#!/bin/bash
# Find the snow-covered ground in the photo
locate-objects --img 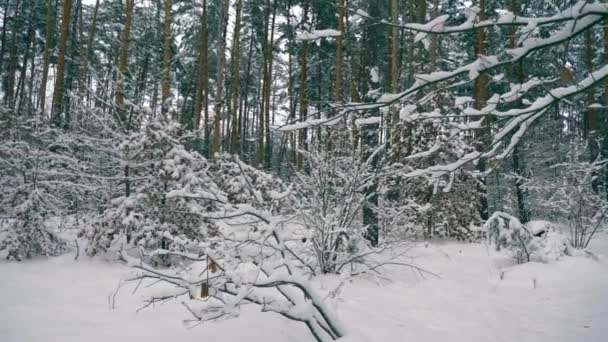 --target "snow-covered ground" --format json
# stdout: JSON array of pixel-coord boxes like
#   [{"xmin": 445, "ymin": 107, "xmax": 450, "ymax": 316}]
[{"xmin": 1, "ymin": 235, "xmax": 607, "ymax": 342}]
